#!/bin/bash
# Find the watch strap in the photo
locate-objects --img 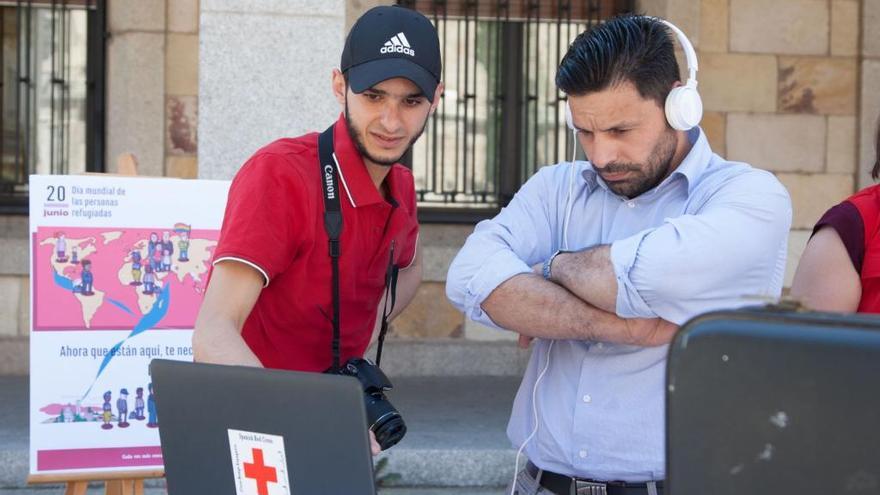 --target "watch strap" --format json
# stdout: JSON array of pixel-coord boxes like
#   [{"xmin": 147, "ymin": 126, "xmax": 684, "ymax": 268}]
[{"xmin": 542, "ymin": 250, "xmax": 567, "ymax": 280}]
